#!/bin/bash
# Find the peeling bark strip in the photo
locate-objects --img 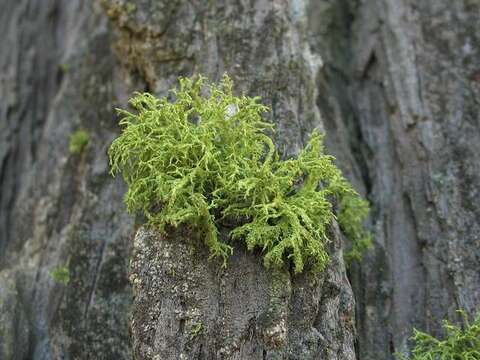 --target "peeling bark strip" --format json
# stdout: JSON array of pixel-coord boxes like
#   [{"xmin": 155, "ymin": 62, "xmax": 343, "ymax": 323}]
[{"xmin": 130, "ymin": 227, "xmax": 355, "ymax": 359}]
